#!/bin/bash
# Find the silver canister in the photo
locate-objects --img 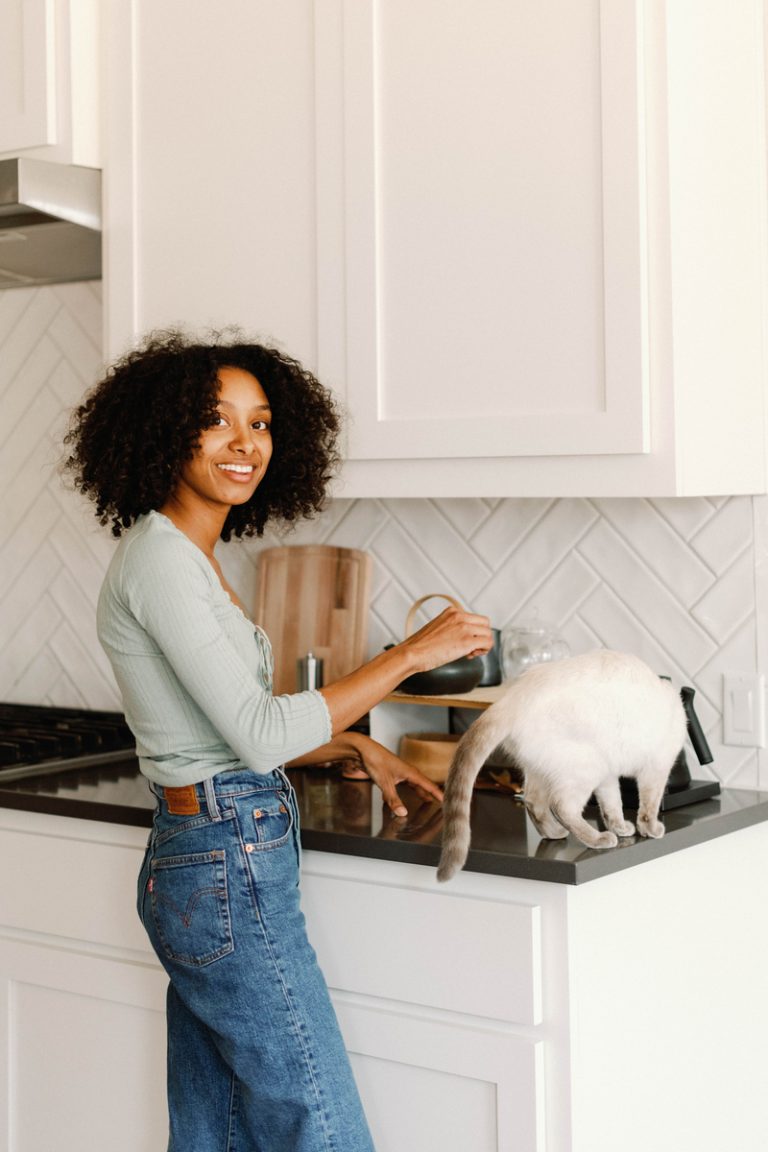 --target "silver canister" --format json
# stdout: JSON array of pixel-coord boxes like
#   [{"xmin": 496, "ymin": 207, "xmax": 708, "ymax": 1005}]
[{"xmin": 297, "ymin": 651, "xmax": 324, "ymax": 691}]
